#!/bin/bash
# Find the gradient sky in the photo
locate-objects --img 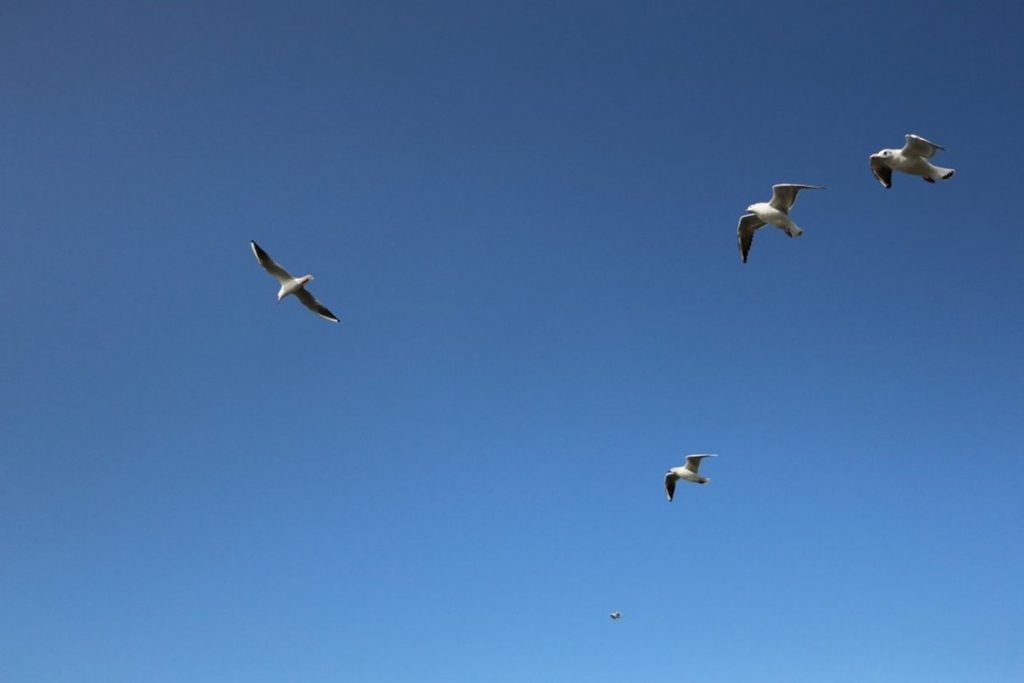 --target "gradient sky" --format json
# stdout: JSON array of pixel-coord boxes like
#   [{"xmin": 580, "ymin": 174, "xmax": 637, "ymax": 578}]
[{"xmin": 2, "ymin": 2, "xmax": 1023, "ymax": 681}]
